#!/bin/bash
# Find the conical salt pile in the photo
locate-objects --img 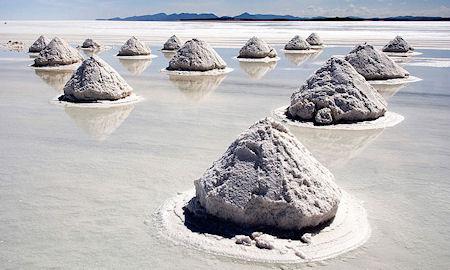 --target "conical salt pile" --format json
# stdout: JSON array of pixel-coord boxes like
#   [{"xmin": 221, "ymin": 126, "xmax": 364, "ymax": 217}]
[
  {"xmin": 192, "ymin": 117, "xmax": 341, "ymax": 230},
  {"xmin": 285, "ymin": 35, "xmax": 311, "ymax": 50},
  {"xmin": 382, "ymin": 36, "xmax": 414, "ymax": 53},
  {"xmin": 33, "ymin": 37, "xmax": 83, "ymax": 67},
  {"xmin": 288, "ymin": 57, "xmax": 387, "ymax": 125},
  {"xmin": 238, "ymin": 37, "xmax": 277, "ymax": 59},
  {"xmin": 345, "ymin": 43, "xmax": 410, "ymax": 80},
  {"xmin": 117, "ymin": 36, "xmax": 151, "ymax": 56},
  {"xmin": 81, "ymin": 38, "xmax": 101, "ymax": 50},
  {"xmin": 167, "ymin": 38, "xmax": 227, "ymax": 72},
  {"xmin": 59, "ymin": 56, "xmax": 132, "ymax": 102},
  {"xmin": 163, "ymin": 35, "xmax": 182, "ymax": 51},
  {"xmin": 29, "ymin": 35, "xmax": 50, "ymax": 53},
  {"xmin": 306, "ymin": 33, "xmax": 323, "ymax": 46}
]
